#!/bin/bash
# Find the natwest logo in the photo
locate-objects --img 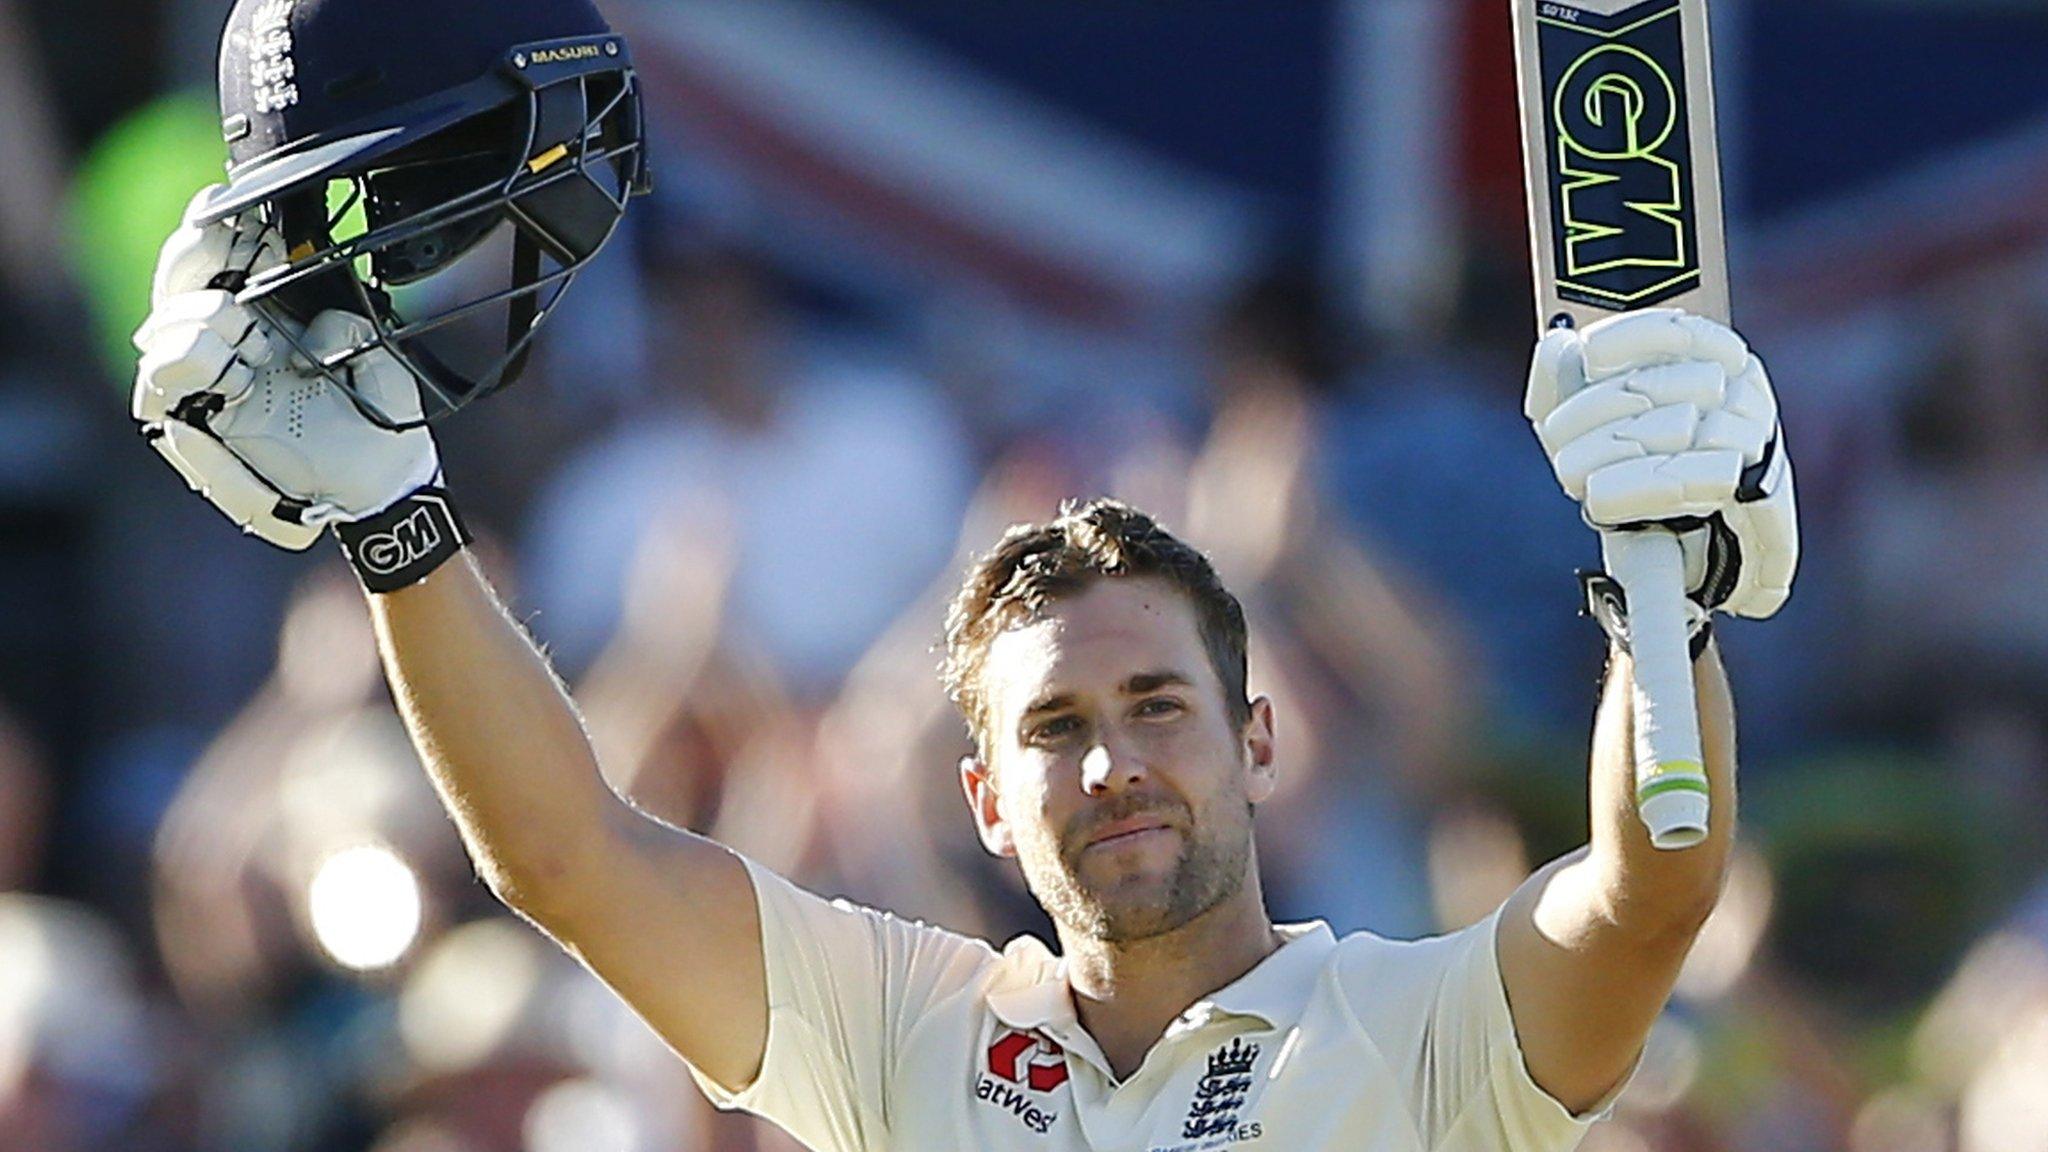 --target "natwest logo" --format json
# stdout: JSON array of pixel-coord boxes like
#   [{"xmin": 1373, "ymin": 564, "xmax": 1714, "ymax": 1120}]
[
  {"xmin": 975, "ymin": 1028, "xmax": 1066, "ymax": 1135},
  {"xmin": 986, "ymin": 1029, "xmax": 1069, "ymax": 1092}
]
